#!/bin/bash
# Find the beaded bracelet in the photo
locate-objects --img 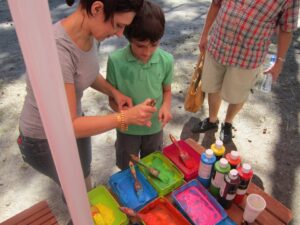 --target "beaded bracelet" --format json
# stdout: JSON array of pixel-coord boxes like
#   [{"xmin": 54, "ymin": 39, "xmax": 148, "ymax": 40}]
[{"xmin": 116, "ymin": 110, "xmax": 128, "ymax": 131}]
